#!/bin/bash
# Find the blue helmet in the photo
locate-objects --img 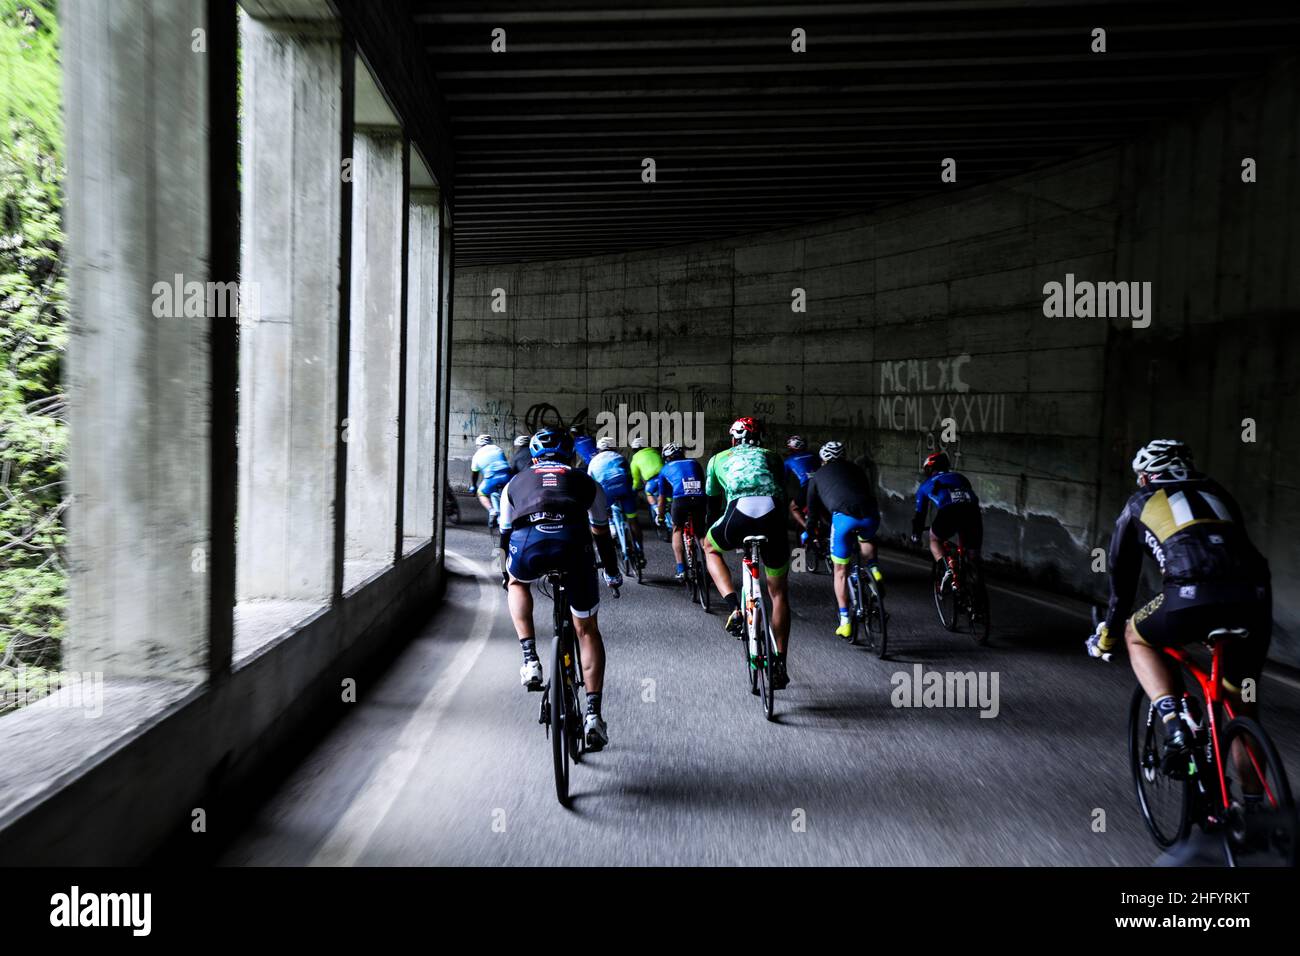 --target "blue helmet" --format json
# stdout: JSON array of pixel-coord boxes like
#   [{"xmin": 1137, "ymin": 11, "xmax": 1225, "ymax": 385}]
[{"xmin": 529, "ymin": 427, "xmax": 572, "ymax": 462}]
